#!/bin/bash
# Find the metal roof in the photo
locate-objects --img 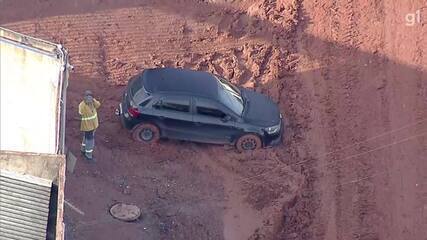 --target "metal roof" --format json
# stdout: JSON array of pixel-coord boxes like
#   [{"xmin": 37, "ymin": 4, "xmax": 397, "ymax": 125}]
[{"xmin": 0, "ymin": 170, "xmax": 52, "ymax": 240}]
